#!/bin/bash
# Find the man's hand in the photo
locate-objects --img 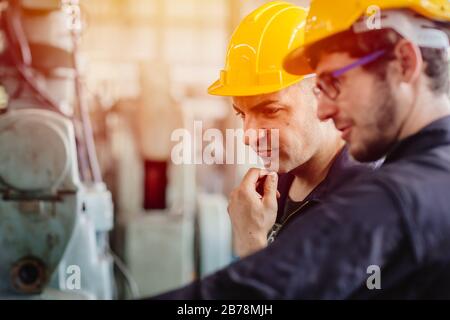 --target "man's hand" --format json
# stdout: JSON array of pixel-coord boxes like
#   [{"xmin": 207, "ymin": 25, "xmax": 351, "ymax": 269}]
[{"xmin": 228, "ymin": 168, "xmax": 279, "ymax": 258}]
